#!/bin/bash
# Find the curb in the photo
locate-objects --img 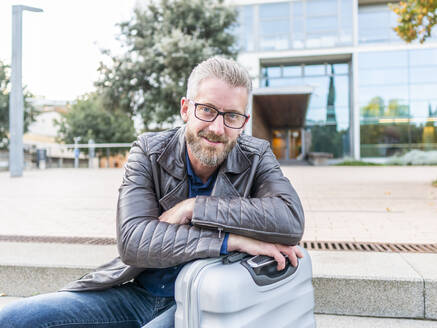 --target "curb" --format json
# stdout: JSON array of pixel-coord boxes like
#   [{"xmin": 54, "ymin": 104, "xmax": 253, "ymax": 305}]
[
  {"xmin": 311, "ymin": 251, "xmax": 437, "ymax": 320},
  {"xmin": 0, "ymin": 243, "xmax": 435, "ymax": 320}
]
